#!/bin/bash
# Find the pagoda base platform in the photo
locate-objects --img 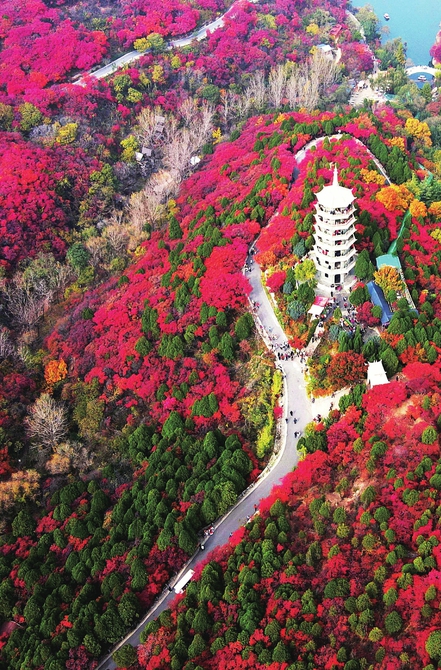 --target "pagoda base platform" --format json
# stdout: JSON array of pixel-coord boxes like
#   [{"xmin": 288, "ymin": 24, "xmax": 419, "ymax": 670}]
[{"xmin": 316, "ymin": 273, "xmax": 357, "ymax": 297}]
